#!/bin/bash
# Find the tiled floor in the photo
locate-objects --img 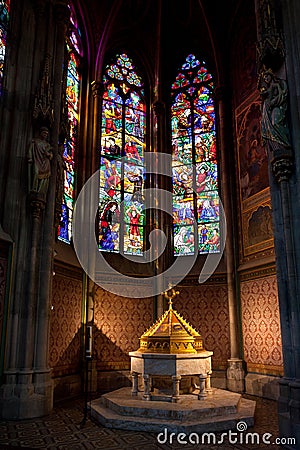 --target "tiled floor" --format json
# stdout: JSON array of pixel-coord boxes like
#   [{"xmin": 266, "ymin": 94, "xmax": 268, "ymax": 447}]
[{"xmin": 0, "ymin": 394, "xmax": 285, "ymax": 449}]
